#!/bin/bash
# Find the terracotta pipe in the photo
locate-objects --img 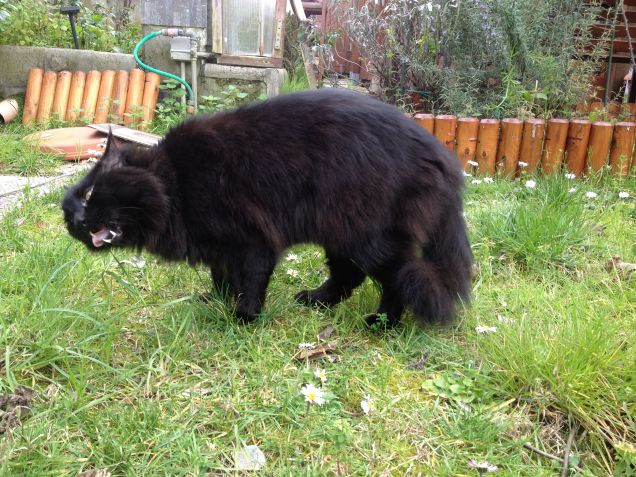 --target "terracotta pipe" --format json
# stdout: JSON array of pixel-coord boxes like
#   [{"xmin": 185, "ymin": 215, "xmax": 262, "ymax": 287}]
[
  {"xmin": 541, "ymin": 119, "xmax": 569, "ymax": 175},
  {"xmin": 22, "ymin": 67, "xmax": 44, "ymax": 125},
  {"xmin": 496, "ymin": 118, "xmax": 523, "ymax": 177},
  {"xmin": 565, "ymin": 119, "xmax": 592, "ymax": 176},
  {"xmin": 587, "ymin": 121, "xmax": 614, "ymax": 173},
  {"xmin": 455, "ymin": 117, "xmax": 479, "ymax": 171}
]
